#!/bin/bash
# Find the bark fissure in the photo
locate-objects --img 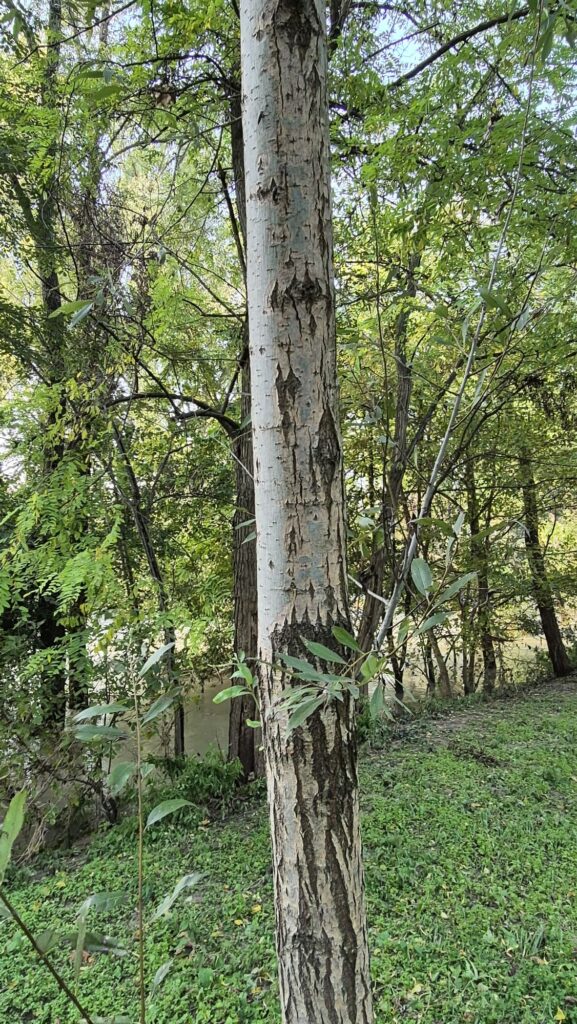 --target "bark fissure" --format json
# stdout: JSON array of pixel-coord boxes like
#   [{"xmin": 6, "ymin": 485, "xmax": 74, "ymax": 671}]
[{"xmin": 241, "ymin": 0, "xmax": 373, "ymax": 1019}]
